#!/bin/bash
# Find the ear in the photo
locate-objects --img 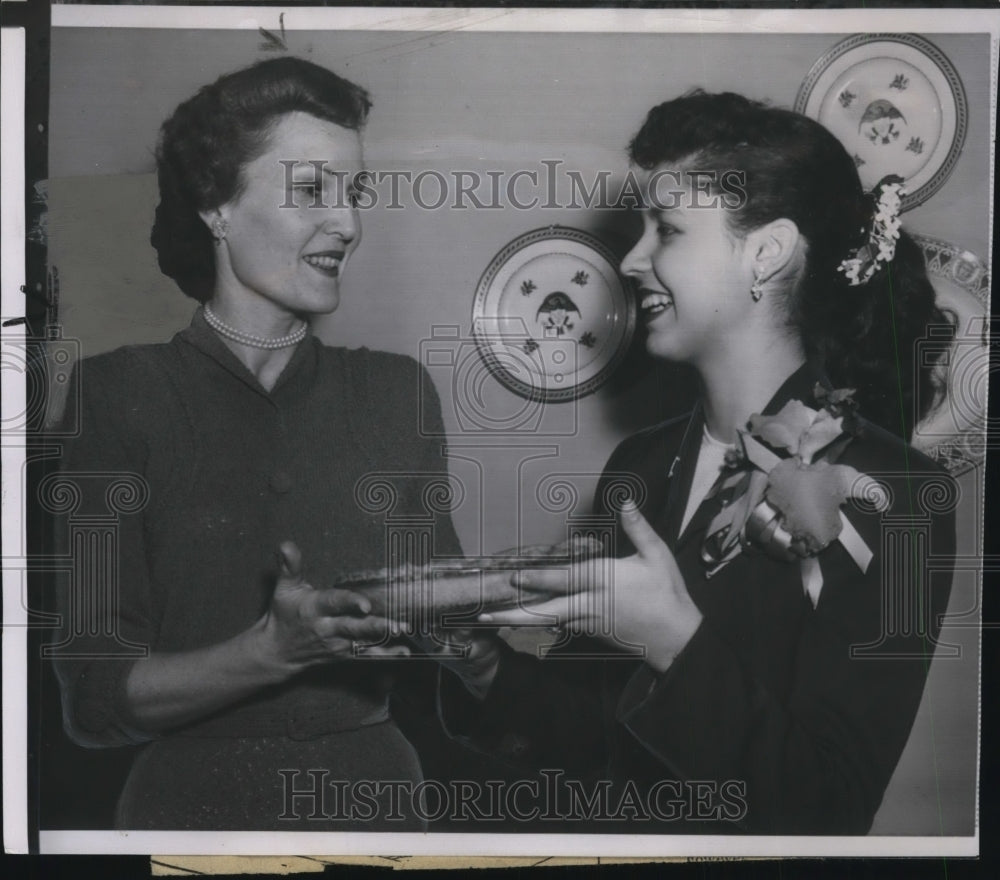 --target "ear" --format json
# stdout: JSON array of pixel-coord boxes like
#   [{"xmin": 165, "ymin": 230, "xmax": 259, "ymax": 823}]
[{"xmin": 746, "ymin": 218, "xmax": 801, "ymax": 283}]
